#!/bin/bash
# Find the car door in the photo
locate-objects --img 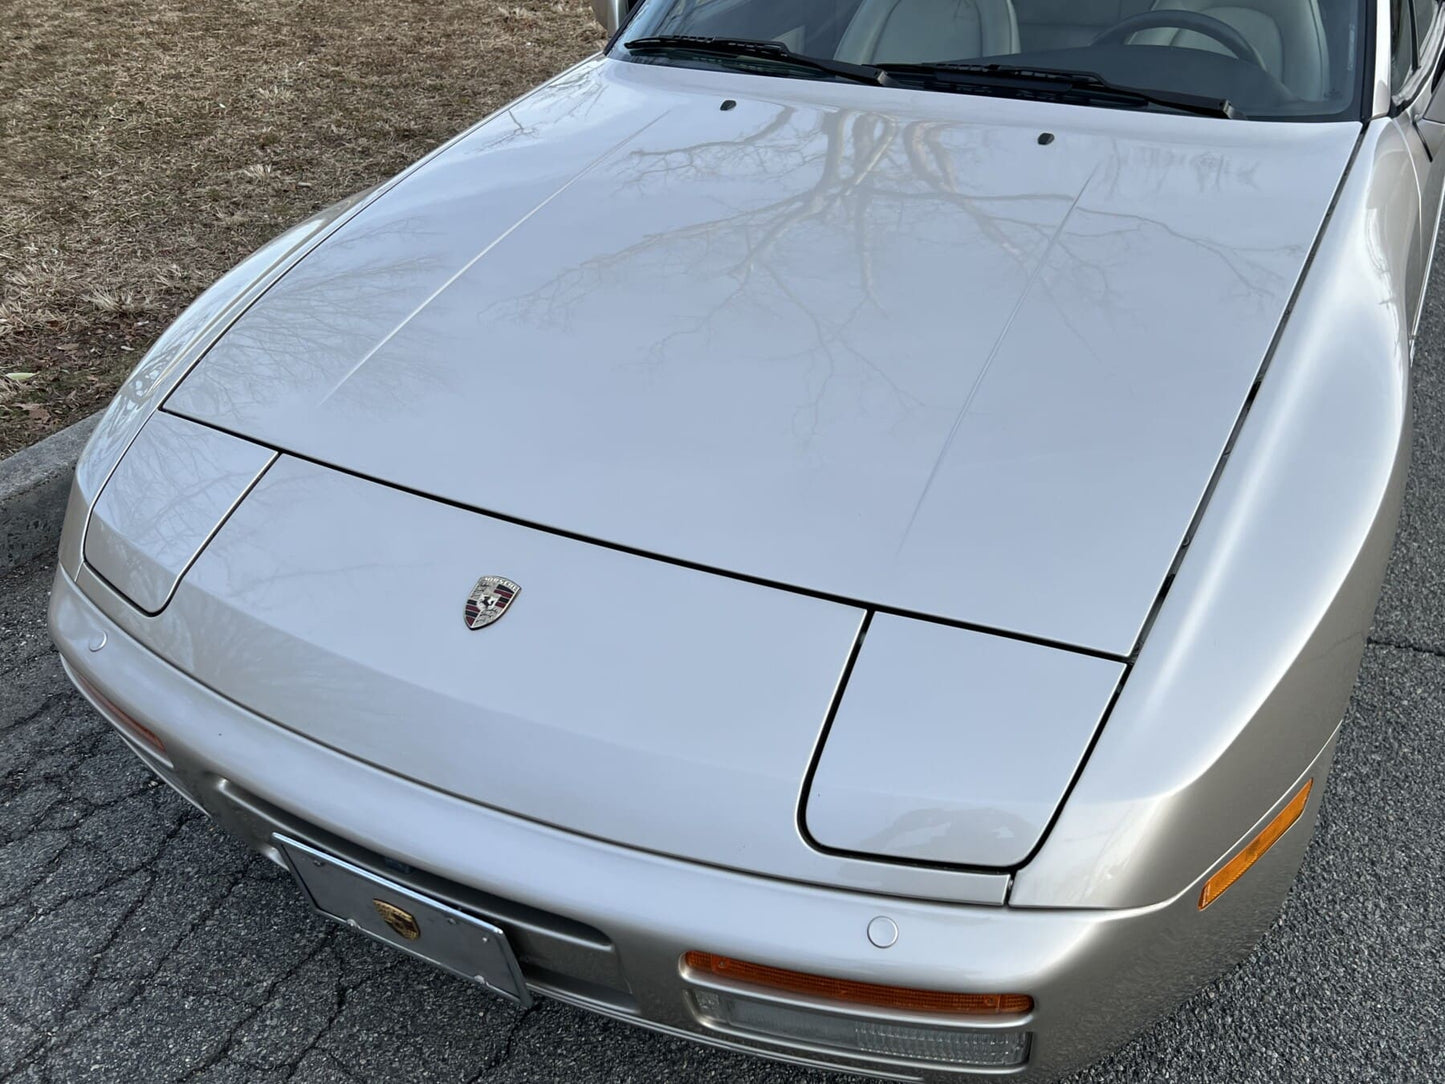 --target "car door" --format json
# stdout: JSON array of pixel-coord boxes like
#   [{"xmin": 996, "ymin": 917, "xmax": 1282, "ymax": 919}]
[{"xmin": 1399, "ymin": 0, "xmax": 1445, "ymax": 329}]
